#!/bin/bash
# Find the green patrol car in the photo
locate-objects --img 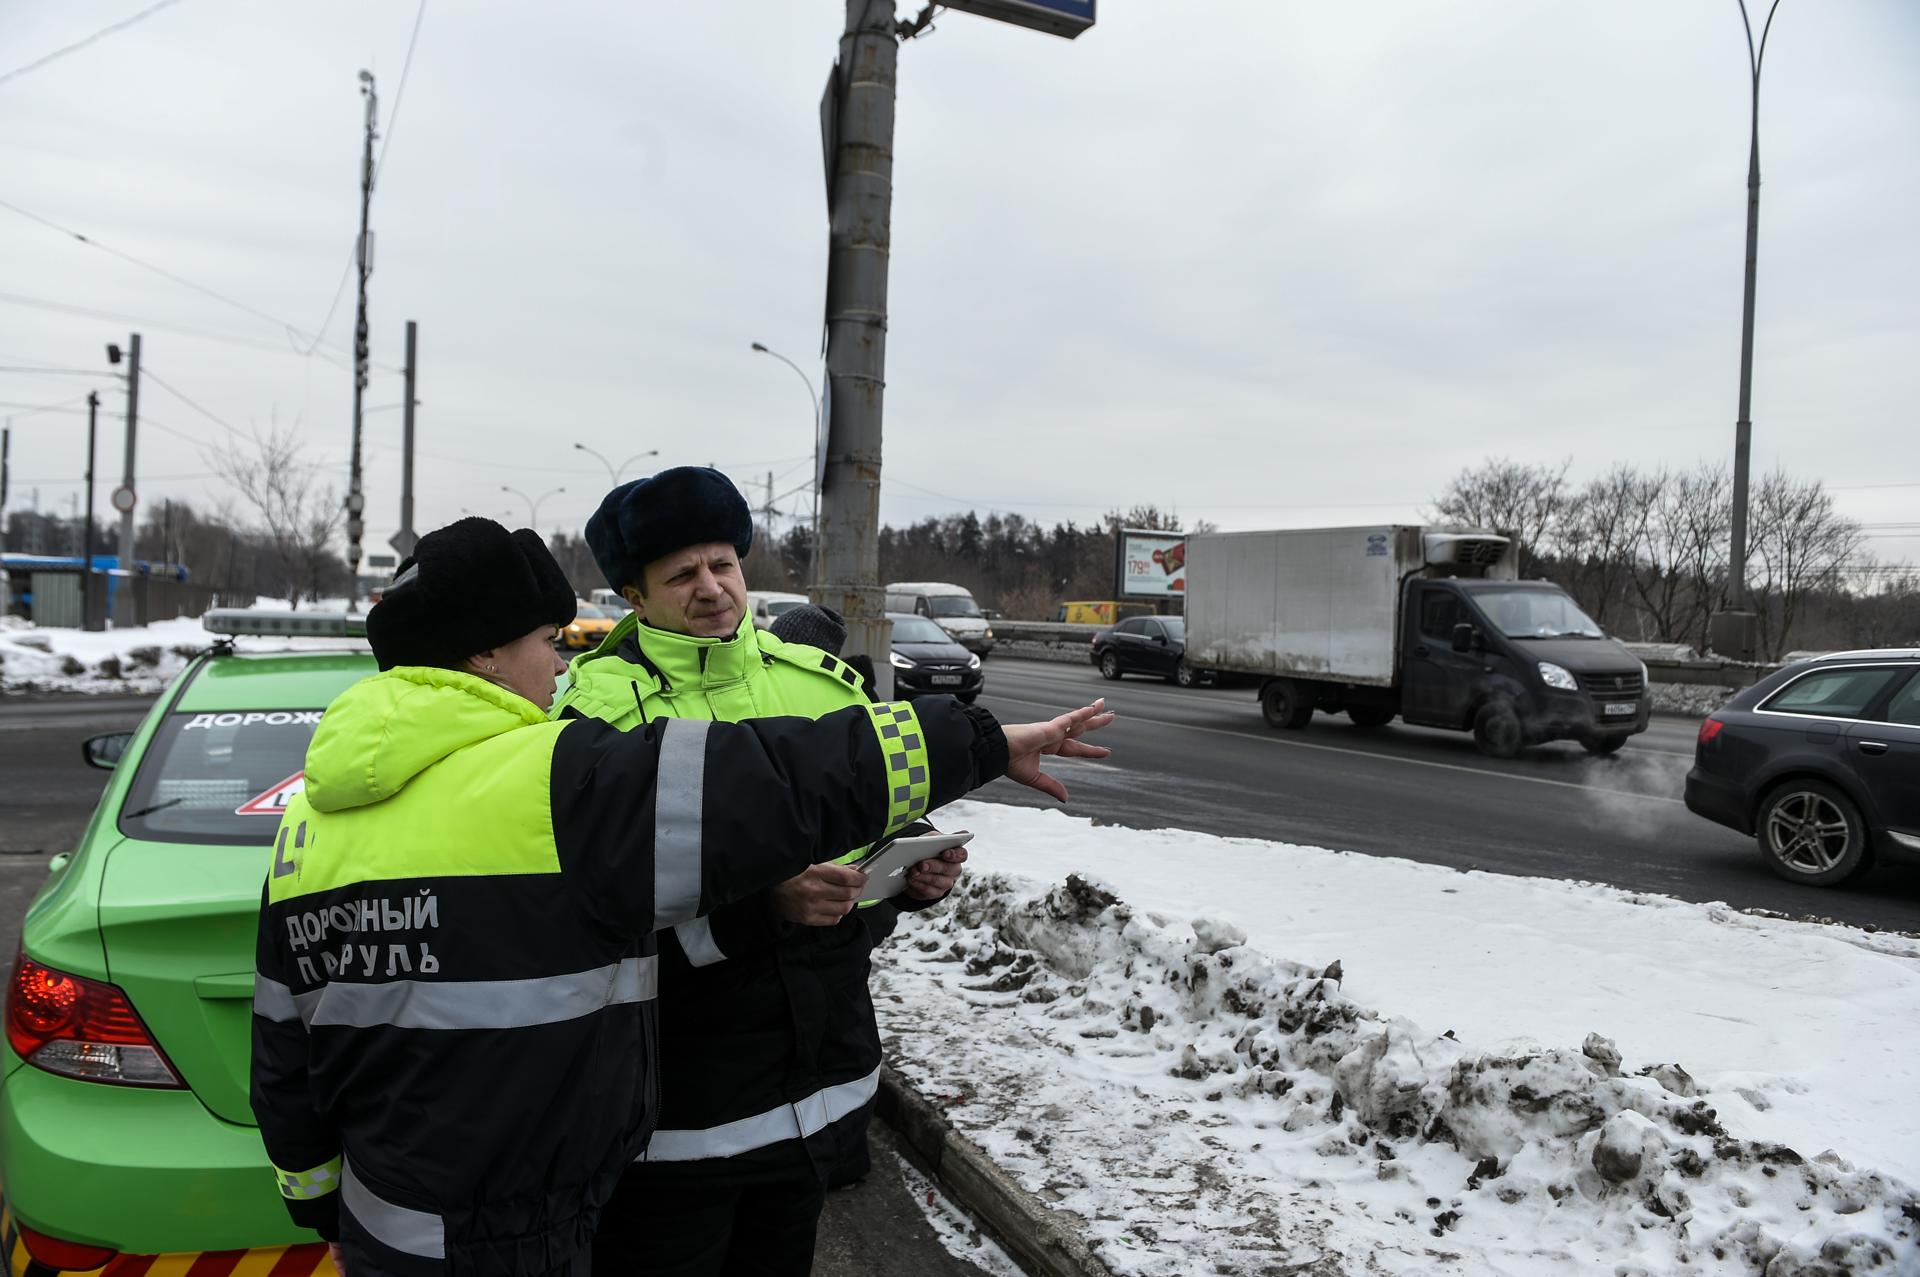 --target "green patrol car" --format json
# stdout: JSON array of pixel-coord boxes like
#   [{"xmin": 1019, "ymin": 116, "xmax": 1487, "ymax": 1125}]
[{"xmin": 2, "ymin": 611, "xmax": 374, "ymax": 1277}]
